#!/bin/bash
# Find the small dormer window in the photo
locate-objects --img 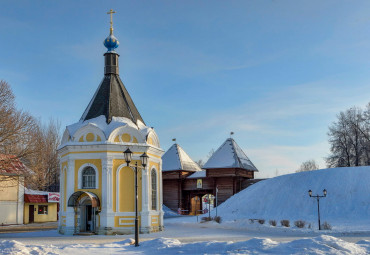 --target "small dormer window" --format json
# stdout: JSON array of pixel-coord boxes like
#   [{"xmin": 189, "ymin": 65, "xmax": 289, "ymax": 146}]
[{"xmin": 82, "ymin": 167, "xmax": 96, "ymax": 189}]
